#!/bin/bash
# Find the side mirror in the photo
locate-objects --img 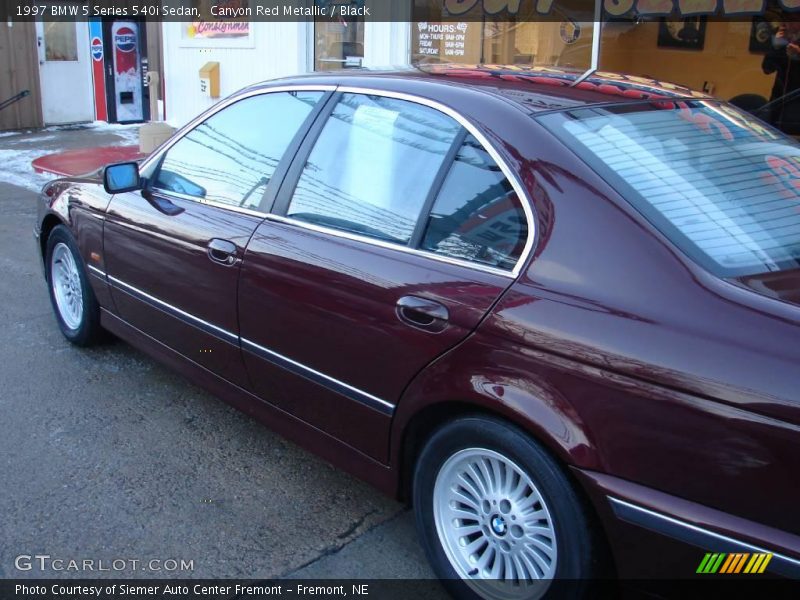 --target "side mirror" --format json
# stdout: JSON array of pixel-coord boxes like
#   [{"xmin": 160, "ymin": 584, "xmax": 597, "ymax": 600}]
[{"xmin": 103, "ymin": 162, "xmax": 141, "ymax": 194}]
